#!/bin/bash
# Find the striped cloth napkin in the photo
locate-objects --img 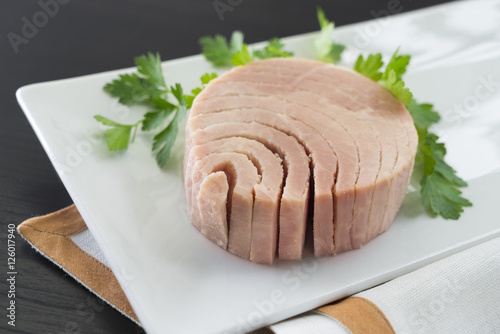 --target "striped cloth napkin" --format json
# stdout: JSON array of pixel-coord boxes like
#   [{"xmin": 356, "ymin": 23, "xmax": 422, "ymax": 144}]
[{"xmin": 18, "ymin": 205, "xmax": 500, "ymax": 333}]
